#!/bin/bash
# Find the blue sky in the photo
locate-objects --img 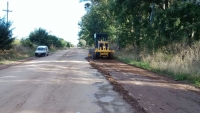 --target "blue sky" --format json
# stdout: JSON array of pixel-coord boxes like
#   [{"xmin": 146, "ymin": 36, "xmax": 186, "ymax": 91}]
[{"xmin": 0, "ymin": 0, "xmax": 87, "ymax": 45}]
